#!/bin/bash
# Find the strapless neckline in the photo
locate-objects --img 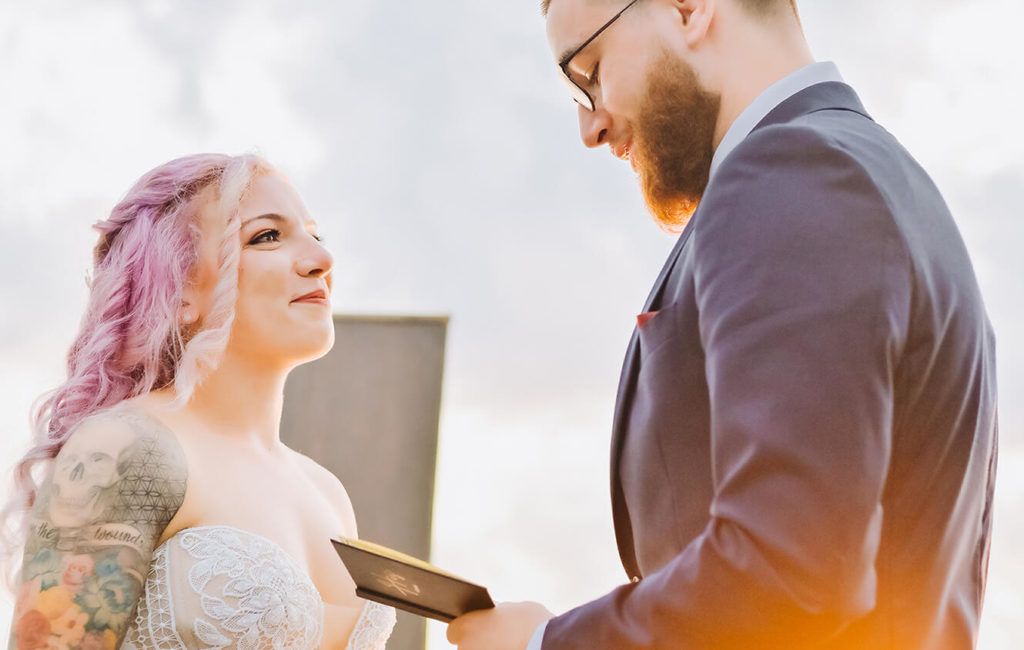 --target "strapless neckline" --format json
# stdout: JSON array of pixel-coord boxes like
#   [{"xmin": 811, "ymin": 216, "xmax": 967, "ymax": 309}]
[
  {"xmin": 122, "ymin": 523, "xmax": 396, "ymax": 649},
  {"xmin": 155, "ymin": 524, "xmax": 326, "ymax": 602}
]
